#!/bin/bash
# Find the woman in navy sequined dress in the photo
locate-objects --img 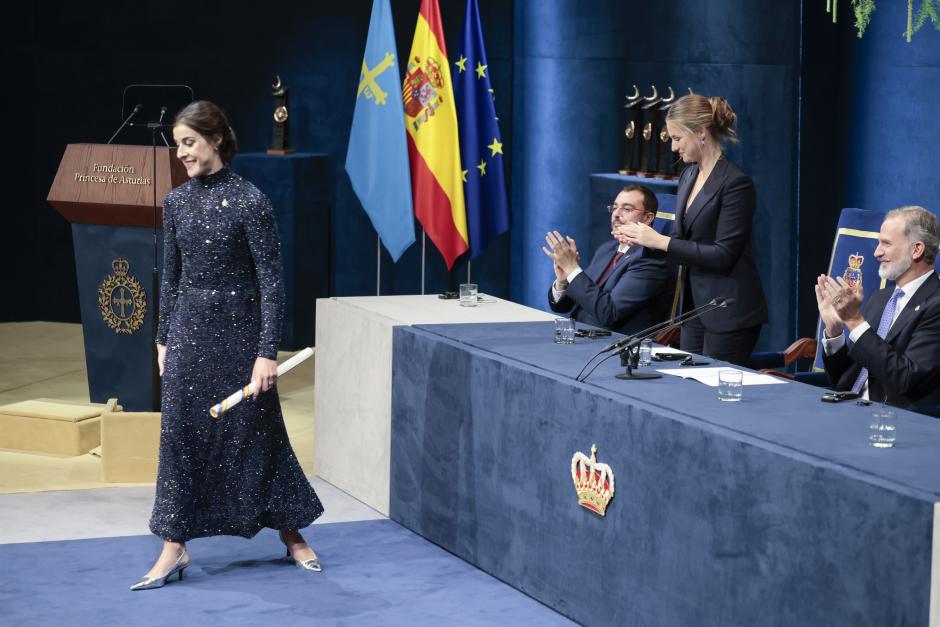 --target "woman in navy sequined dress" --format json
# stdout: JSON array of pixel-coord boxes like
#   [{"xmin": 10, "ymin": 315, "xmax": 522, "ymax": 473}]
[{"xmin": 131, "ymin": 101, "xmax": 323, "ymax": 591}]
